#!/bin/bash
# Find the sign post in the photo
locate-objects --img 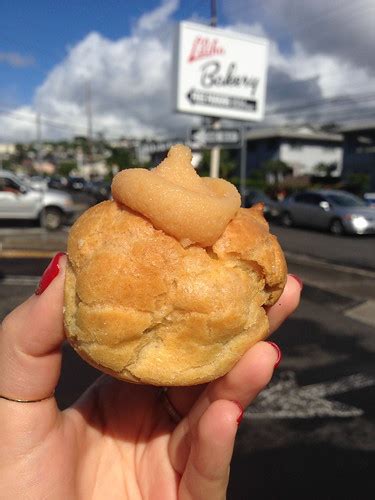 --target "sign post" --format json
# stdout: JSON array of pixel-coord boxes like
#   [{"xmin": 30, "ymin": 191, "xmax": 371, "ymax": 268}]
[{"xmin": 240, "ymin": 125, "xmax": 248, "ymax": 204}]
